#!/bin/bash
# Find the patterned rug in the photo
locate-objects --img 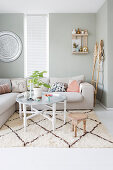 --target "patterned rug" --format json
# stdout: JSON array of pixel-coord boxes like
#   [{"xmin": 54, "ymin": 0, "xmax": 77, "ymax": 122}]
[{"xmin": 0, "ymin": 110, "xmax": 113, "ymax": 148}]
